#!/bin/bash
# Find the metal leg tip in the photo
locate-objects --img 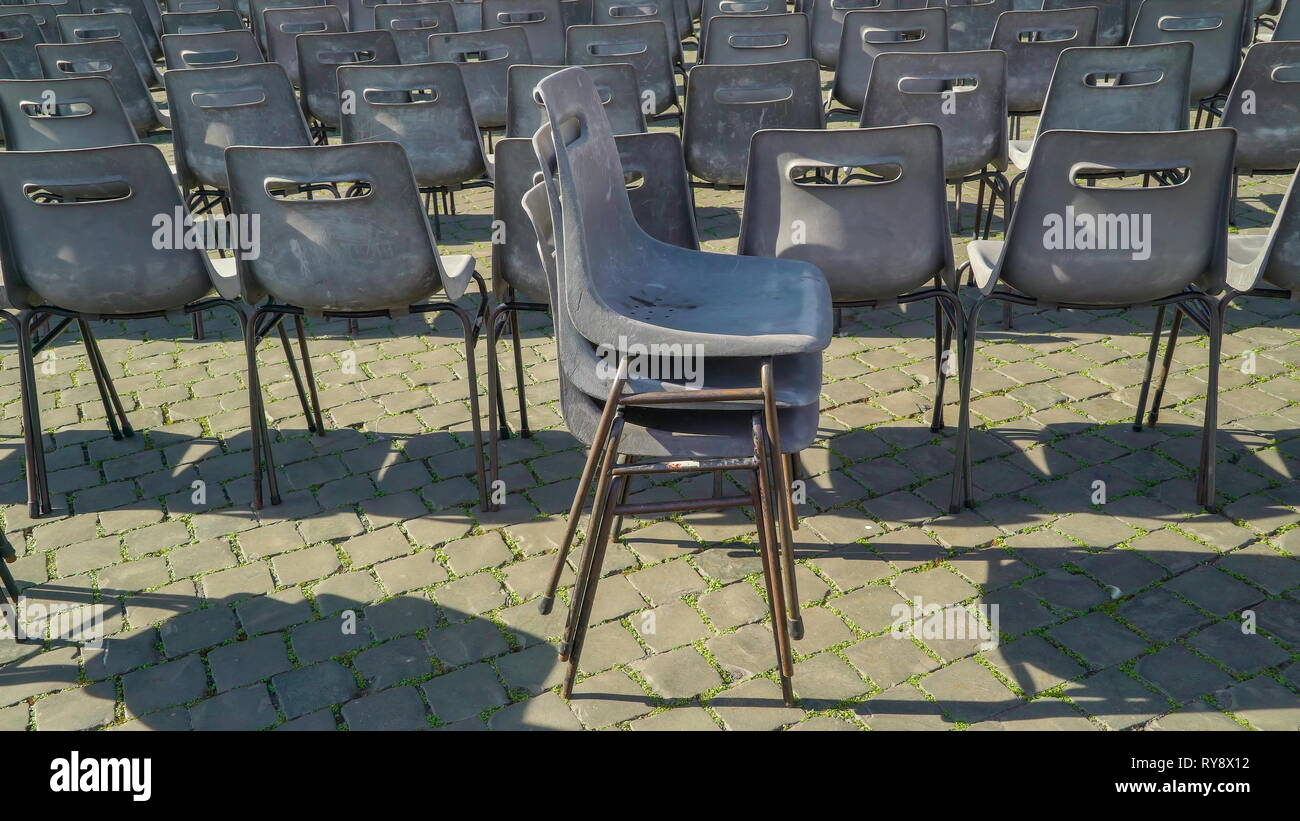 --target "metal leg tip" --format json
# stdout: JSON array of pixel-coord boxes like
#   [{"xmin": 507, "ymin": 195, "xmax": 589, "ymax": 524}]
[
  {"xmin": 790, "ymin": 617, "xmax": 805, "ymax": 641},
  {"xmin": 538, "ymin": 596, "xmax": 554, "ymax": 615}
]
